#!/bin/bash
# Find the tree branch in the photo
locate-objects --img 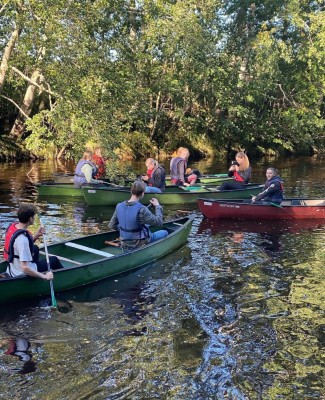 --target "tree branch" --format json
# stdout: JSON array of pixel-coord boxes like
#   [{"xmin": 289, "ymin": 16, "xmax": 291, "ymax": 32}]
[
  {"xmin": 0, "ymin": 1, "xmax": 9, "ymax": 15},
  {"xmin": 0, "ymin": 94, "xmax": 31, "ymax": 119},
  {"xmin": 11, "ymin": 66, "xmax": 59, "ymax": 98}
]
